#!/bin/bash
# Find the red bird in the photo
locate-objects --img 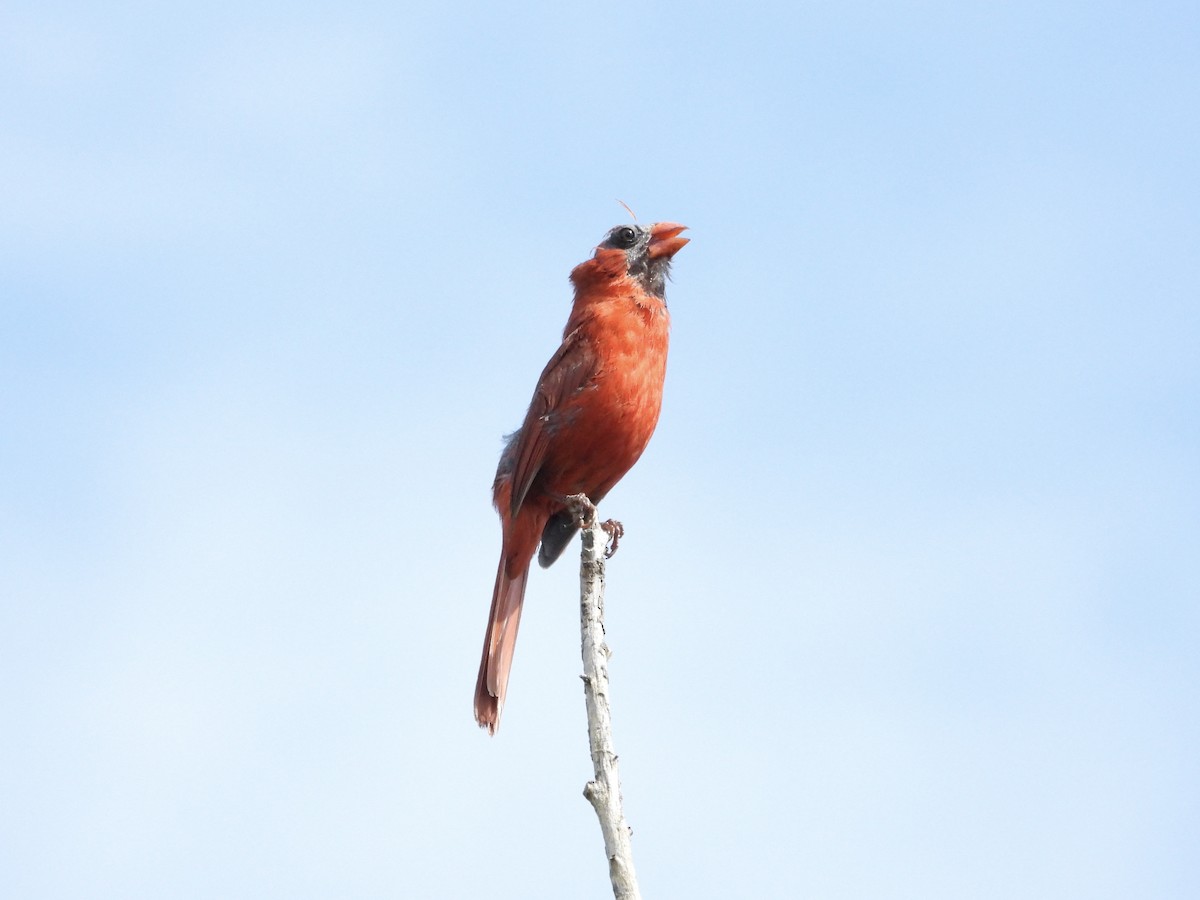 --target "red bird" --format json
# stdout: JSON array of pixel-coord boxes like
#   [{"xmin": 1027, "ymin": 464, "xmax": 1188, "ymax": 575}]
[{"xmin": 474, "ymin": 221, "xmax": 689, "ymax": 734}]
